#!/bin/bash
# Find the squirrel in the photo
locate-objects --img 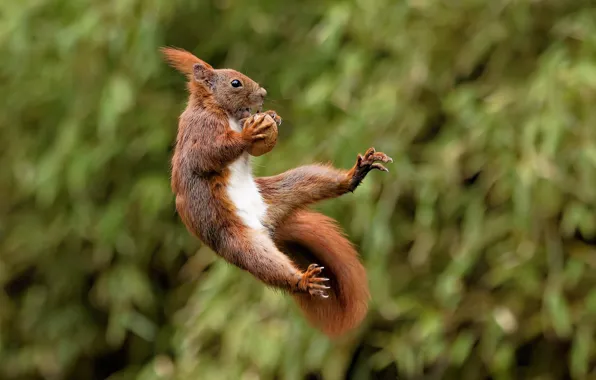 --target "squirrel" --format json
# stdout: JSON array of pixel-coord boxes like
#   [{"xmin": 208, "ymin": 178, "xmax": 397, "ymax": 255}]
[{"xmin": 161, "ymin": 46, "xmax": 393, "ymax": 337}]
